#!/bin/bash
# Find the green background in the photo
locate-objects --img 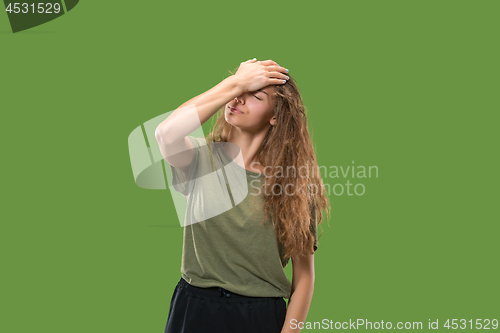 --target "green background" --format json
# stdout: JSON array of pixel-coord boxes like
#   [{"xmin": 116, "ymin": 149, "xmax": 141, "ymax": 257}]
[{"xmin": 1, "ymin": 0, "xmax": 498, "ymax": 332}]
